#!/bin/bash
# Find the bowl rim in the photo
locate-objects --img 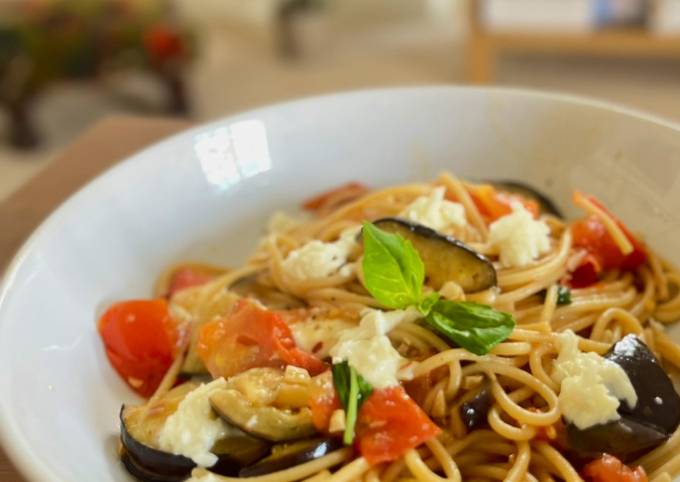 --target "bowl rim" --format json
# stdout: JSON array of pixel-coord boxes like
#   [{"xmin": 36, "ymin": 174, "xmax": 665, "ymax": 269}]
[{"xmin": 1, "ymin": 85, "xmax": 679, "ymax": 482}]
